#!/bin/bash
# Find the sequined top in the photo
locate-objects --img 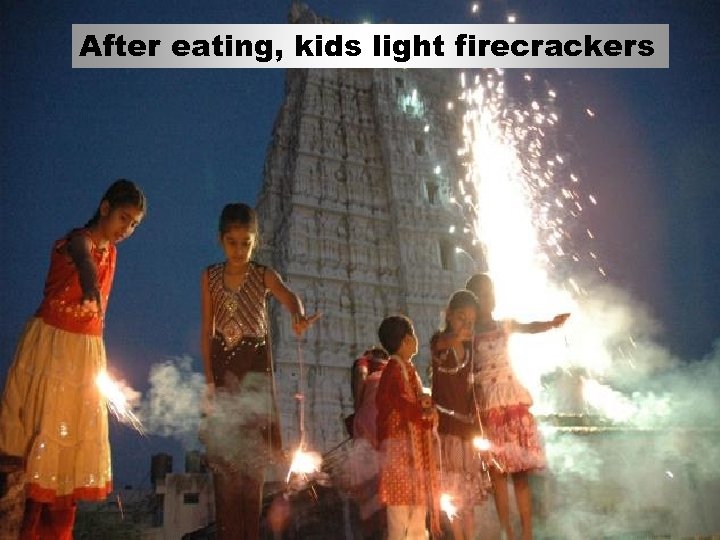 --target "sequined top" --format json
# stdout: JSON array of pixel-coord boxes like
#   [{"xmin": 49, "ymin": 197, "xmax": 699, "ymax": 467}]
[
  {"xmin": 207, "ymin": 261, "xmax": 268, "ymax": 348},
  {"xmin": 431, "ymin": 340, "xmax": 479, "ymax": 438},
  {"xmin": 35, "ymin": 230, "xmax": 116, "ymax": 336}
]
